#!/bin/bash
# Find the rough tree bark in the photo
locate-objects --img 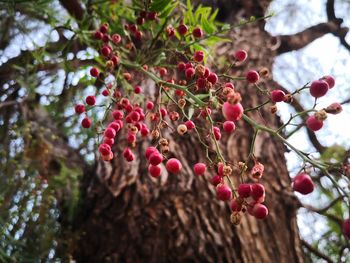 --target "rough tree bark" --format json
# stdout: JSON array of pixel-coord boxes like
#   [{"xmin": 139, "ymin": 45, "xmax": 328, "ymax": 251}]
[{"xmin": 70, "ymin": 1, "xmax": 304, "ymax": 262}]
